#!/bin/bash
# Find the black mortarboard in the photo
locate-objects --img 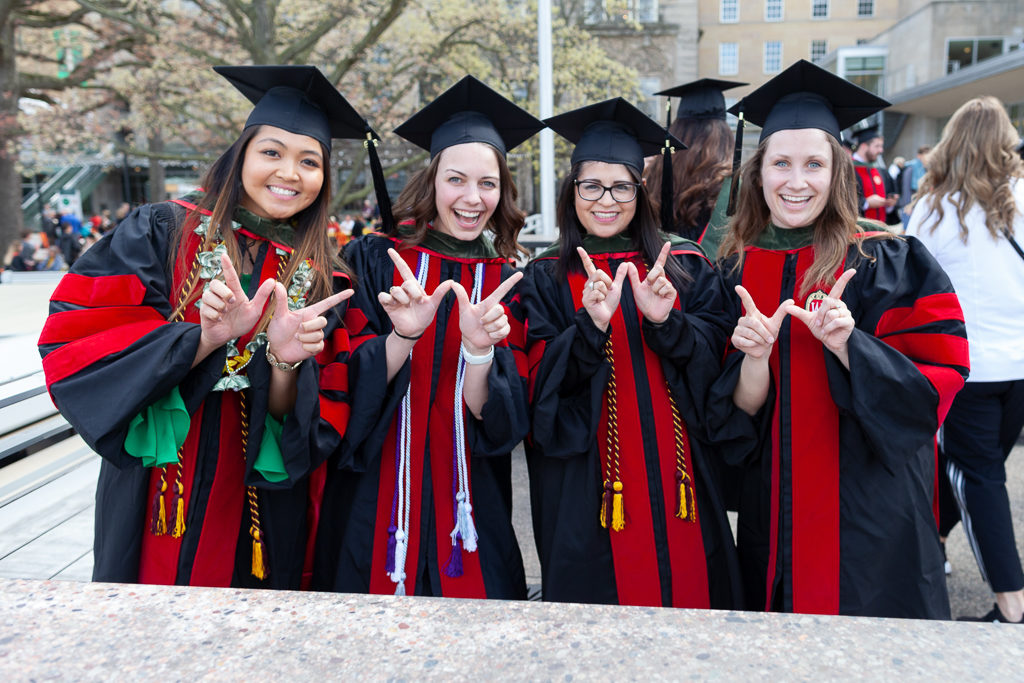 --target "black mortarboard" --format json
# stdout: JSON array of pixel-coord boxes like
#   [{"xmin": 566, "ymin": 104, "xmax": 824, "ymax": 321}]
[
  {"xmin": 544, "ymin": 98, "xmax": 686, "ymax": 177},
  {"xmin": 849, "ymin": 125, "xmax": 882, "ymax": 147},
  {"xmin": 393, "ymin": 76, "xmax": 544, "ymax": 158},
  {"xmin": 546, "ymin": 98, "xmax": 686, "ymax": 230},
  {"xmin": 724, "ymin": 59, "xmax": 890, "ymax": 214},
  {"xmin": 654, "ymin": 78, "xmax": 747, "ymax": 124},
  {"xmin": 215, "ymin": 65, "xmax": 395, "ymax": 233}
]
